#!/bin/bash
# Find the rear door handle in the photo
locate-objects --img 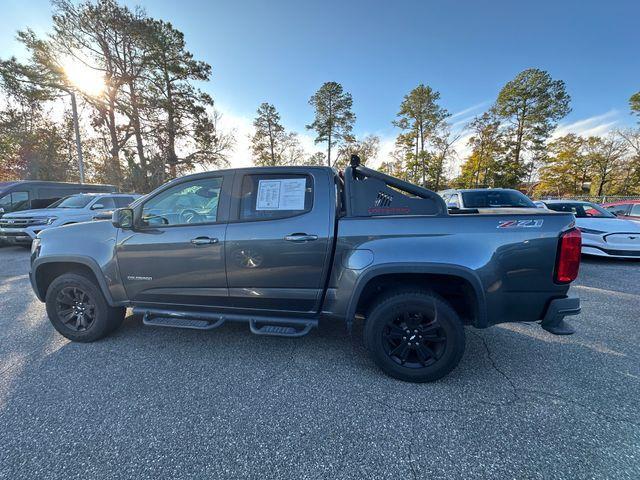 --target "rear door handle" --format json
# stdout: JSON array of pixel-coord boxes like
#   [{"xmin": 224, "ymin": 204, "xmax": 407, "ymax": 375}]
[
  {"xmin": 191, "ymin": 236, "xmax": 219, "ymax": 245},
  {"xmin": 284, "ymin": 233, "xmax": 318, "ymax": 242}
]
